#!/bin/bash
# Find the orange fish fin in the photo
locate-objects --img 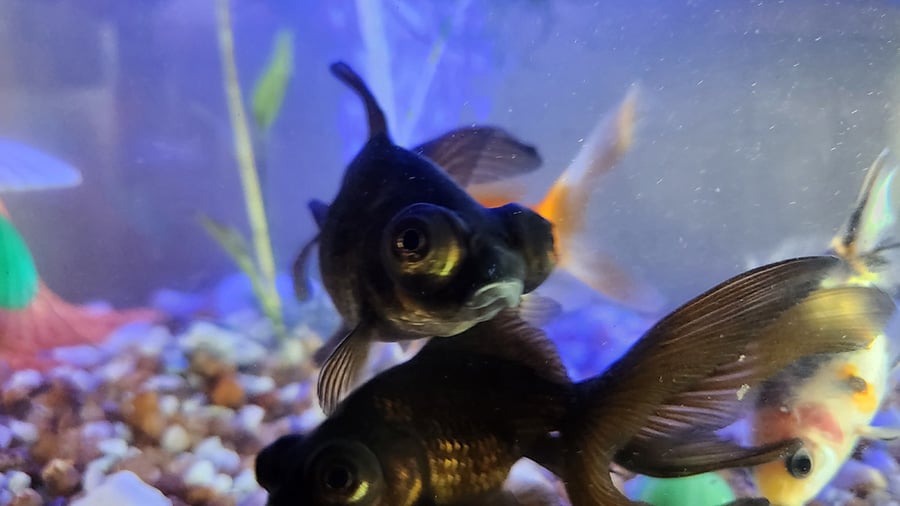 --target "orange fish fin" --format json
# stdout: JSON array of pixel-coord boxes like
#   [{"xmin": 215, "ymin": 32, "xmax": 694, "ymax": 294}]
[
  {"xmin": 533, "ymin": 85, "xmax": 639, "ymax": 238},
  {"xmin": 412, "ymin": 127, "xmax": 542, "ymax": 188},
  {"xmin": 468, "ymin": 180, "xmax": 530, "ymax": 209},
  {"xmin": 561, "ymin": 248, "xmax": 666, "ymax": 314},
  {"xmin": 316, "ymin": 323, "xmax": 372, "ymax": 415}
]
